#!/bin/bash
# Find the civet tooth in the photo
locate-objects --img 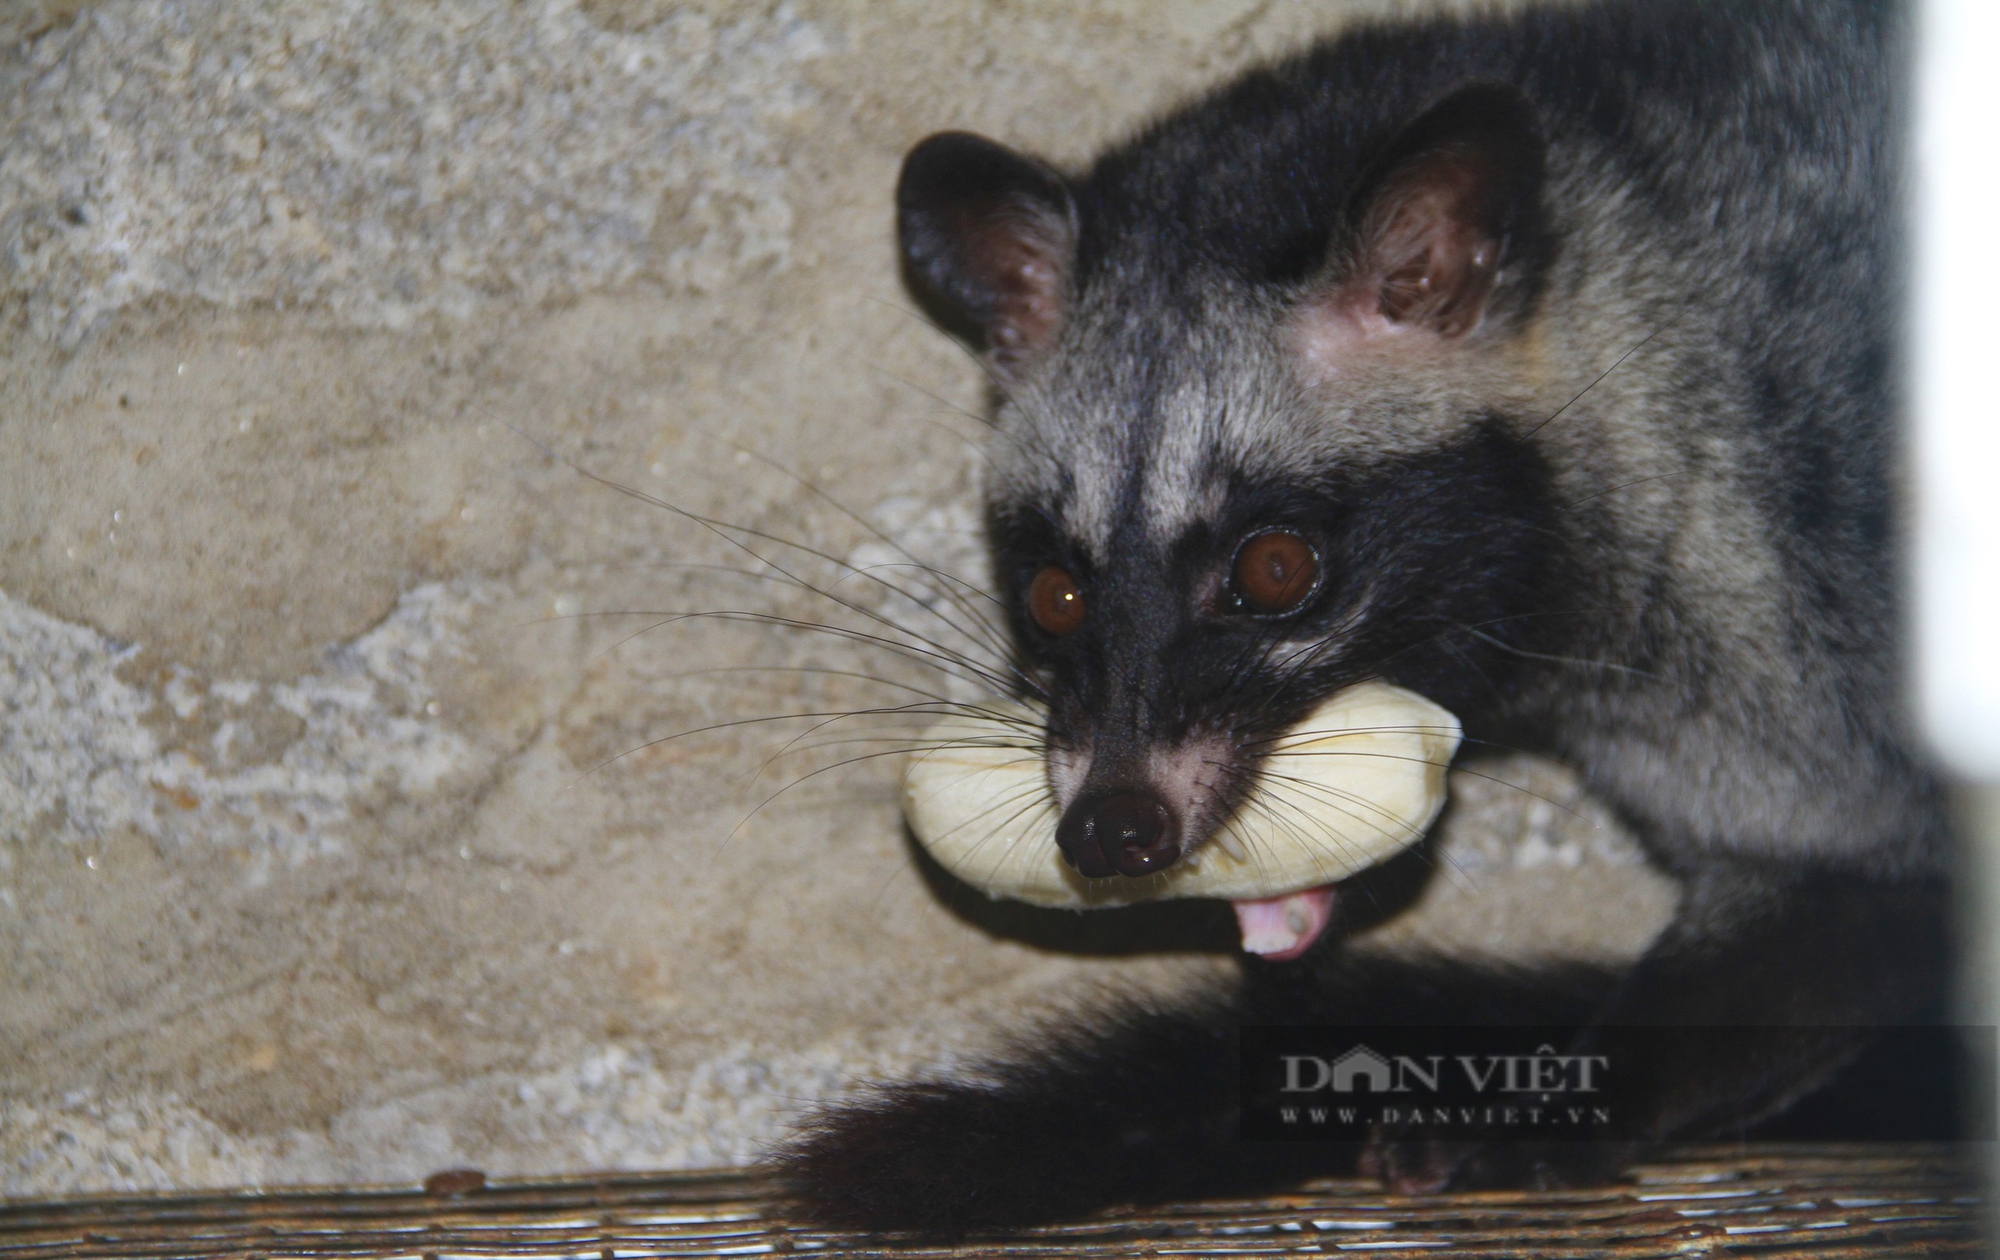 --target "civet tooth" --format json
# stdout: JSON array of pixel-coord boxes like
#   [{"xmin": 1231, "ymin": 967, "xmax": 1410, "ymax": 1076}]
[{"xmin": 902, "ymin": 680, "xmax": 1461, "ymax": 908}]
